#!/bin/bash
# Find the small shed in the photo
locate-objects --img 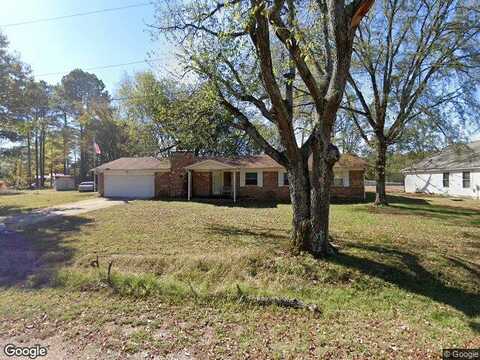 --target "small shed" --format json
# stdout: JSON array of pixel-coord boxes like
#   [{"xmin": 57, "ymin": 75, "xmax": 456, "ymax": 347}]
[{"xmin": 54, "ymin": 175, "xmax": 75, "ymax": 191}]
